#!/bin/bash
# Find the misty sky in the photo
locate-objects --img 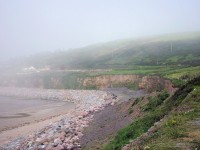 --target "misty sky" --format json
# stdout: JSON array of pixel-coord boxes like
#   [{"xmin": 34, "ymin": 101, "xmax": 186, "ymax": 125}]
[{"xmin": 0, "ymin": 0, "xmax": 200, "ymax": 59}]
